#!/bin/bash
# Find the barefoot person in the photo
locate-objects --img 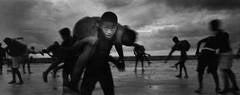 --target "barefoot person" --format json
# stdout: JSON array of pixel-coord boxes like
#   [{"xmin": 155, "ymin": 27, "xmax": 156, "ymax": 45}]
[
  {"xmin": 133, "ymin": 43, "xmax": 146, "ymax": 72},
  {"xmin": 195, "ymin": 35, "xmax": 220, "ymax": 93},
  {"xmin": 165, "ymin": 36, "xmax": 190, "ymax": 79}
]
